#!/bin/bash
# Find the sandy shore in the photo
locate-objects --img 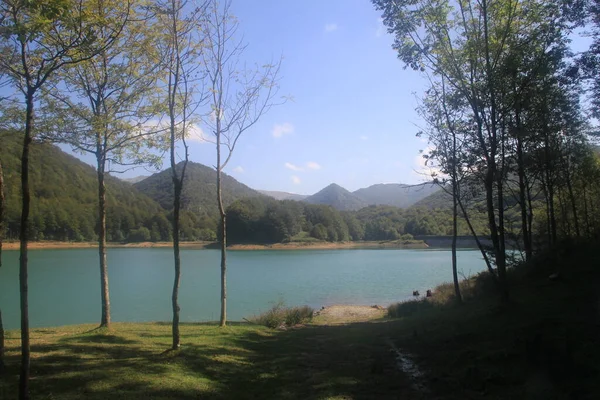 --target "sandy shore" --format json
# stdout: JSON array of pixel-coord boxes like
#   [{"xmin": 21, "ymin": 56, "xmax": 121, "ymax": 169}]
[
  {"xmin": 312, "ymin": 305, "xmax": 387, "ymax": 324},
  {"xmin": 227, "ymin": 241, "xmax": 428, "ymax": 251},
  {"xmin": 2, "ymin": 240, "xmax": 428, "ymax": 251}
]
